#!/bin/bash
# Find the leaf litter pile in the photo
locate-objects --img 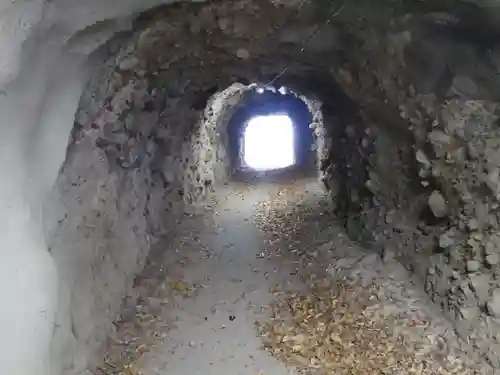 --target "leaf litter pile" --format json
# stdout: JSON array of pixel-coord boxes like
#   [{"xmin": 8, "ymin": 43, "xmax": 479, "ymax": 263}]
[
  {"xmin": 252, "ymin": 183, "xmax": 475, "ymax": 375},
  {"xmin": 87, "ymin": 222, "xmax": 208, "ymax": 375},
  {"xmin": 89, "ymin": 280, "xmax": 170, "ymax": 375},
  {"xmin": 257, "ymin": 280, "xmax": 474, "ymax": 375}
]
